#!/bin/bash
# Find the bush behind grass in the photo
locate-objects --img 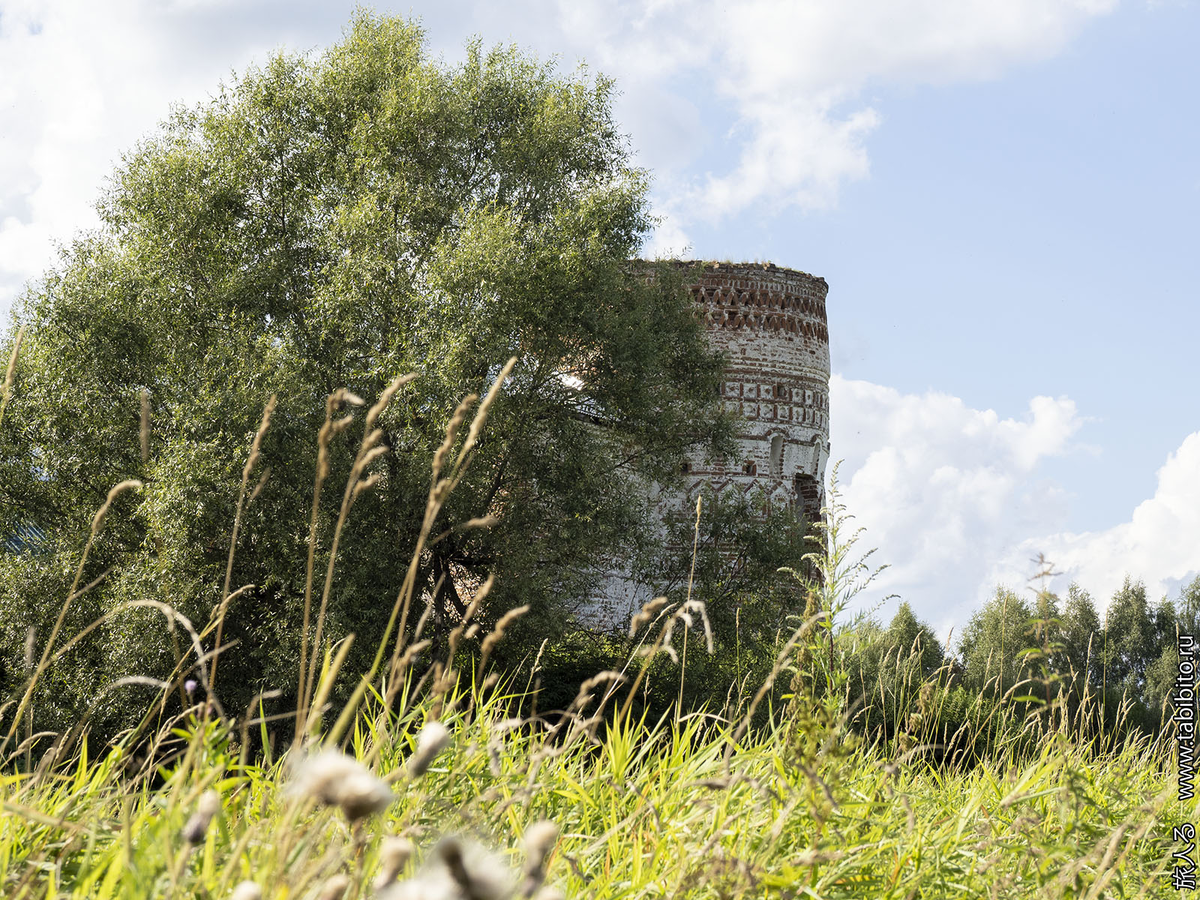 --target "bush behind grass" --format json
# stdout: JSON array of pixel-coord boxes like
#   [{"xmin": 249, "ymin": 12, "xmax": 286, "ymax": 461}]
[{"xmin": 0, "ymin": 373, "xmax": 1192, "ymax": 899}]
